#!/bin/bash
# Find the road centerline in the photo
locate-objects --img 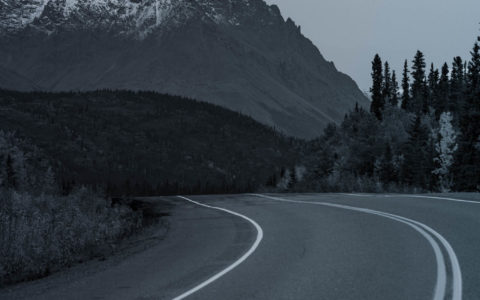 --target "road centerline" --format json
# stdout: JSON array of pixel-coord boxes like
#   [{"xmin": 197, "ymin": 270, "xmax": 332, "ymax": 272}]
[{"xmin": 251, "ymin": 194, "xmax": 462, "ymax": 300}]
